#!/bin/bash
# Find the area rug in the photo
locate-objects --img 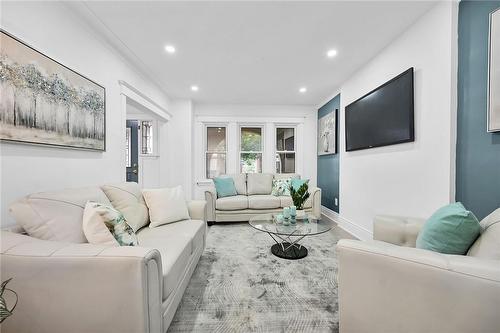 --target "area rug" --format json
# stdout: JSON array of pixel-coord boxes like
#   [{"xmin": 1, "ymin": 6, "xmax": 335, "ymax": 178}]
[{"xmin": 168, "ymin": 222, "xmax": 349, "ymax": 333}]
